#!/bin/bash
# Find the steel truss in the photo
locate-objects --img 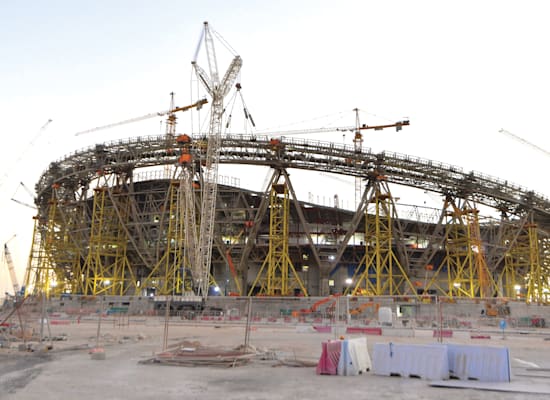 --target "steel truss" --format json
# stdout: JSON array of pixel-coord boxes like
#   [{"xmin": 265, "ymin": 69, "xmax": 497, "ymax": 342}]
[
  {"xmin": 24, "ymin": 135, "xmax": 550, "ymax": 302},
  {"xmin": 423, "ymin": 196, "xmax": 498, "ymax": 298},
  {"xmin": 248, "ymin": 172, "xmax": 307, "ymax": 296},
  {"xmin": 346, "ymin": 177, "xmax": 415, "ymax": 296}
]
